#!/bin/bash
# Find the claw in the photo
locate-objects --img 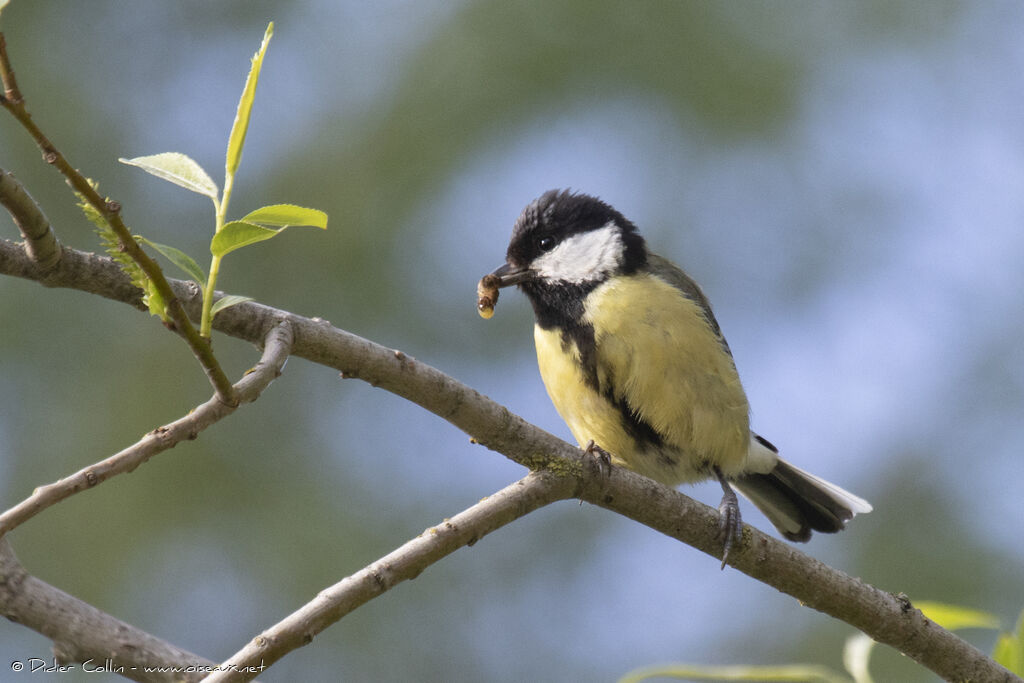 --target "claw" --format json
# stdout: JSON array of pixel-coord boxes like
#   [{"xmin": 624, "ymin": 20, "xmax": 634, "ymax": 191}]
[
  {"xmin": 714, "ymin": 467, "xmax": 742, "ymax": 570},
  {"xmin": 583, "ymin": 439, "xmax": 613, "ymax": 478}
]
